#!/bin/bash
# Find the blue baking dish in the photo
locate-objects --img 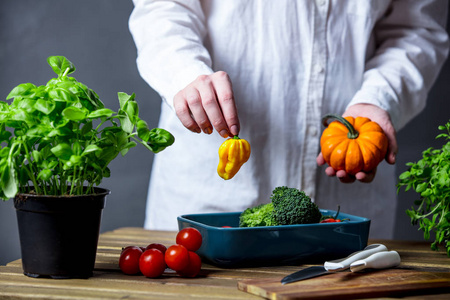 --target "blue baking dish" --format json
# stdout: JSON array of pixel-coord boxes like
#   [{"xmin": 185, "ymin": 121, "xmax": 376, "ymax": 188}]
[{"xmin": 177, "ymin": 209, "xmax": 370, "ymax": 267}]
